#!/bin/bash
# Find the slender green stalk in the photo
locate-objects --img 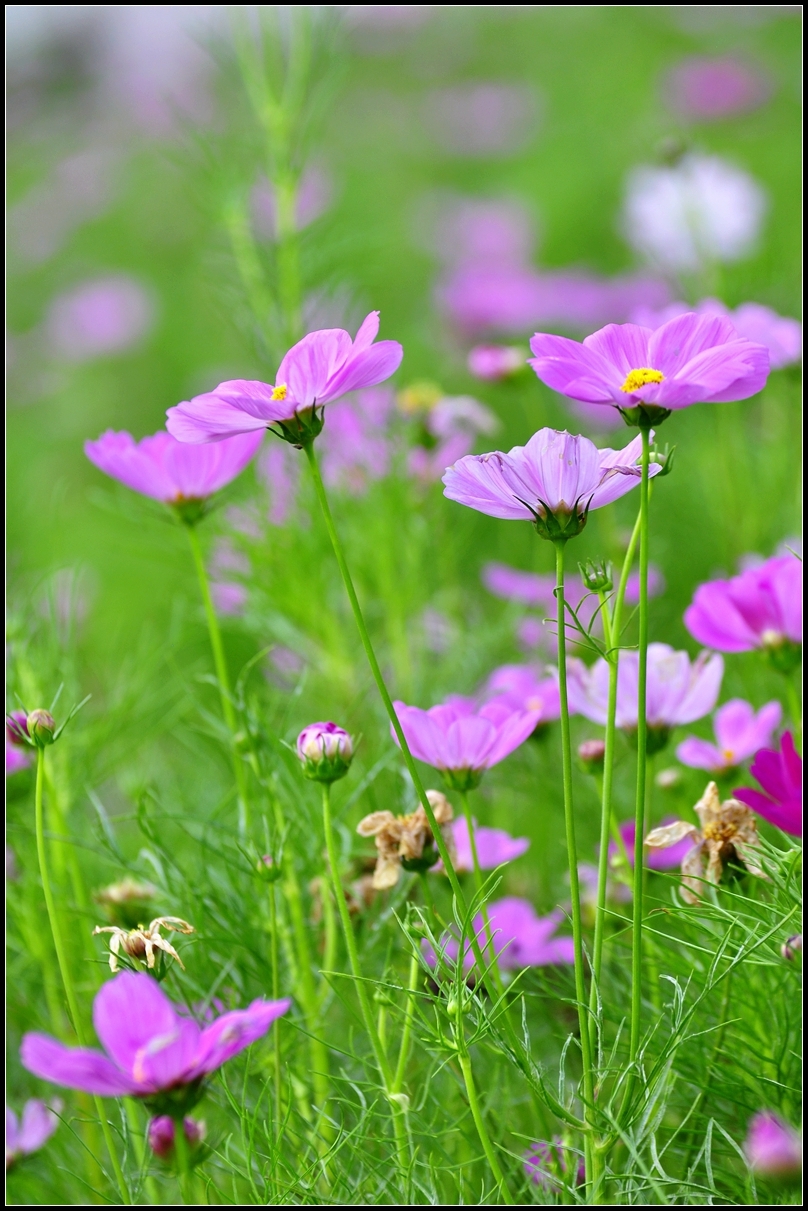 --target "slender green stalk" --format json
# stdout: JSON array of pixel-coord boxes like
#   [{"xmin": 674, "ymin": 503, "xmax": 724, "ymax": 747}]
[
  {"xmin": 173, "ymin": 1117, "xmax": 192, "ymax": 1205},
  {"xmin": 458, "ymin": 789, "xmax": 503, "ymax": 984},
  {"xmin": 269, "ymin": 884, "xmax": 283, "ymax": 1129},
  {"xmin": 786, "ymin": 675, "xmax": 802, "ymax": 745},
  {"xmin": 454, "ymin": 1002, "xmax": 515, "ymax": 1205},
  {"xmin": 393, "ymin": 950, "xmax": 421, "ymax": 1095},
  {"xmin": 35, "ymin": 750, "xmax": 131, "ymax": 1205},
  {"xmin": 186, "ymin": 523, "xmax": 251, "ymax": 837}
]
